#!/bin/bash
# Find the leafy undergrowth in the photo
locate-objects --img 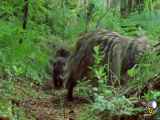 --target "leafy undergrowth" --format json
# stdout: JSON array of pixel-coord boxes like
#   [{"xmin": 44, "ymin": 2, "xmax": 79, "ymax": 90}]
[
  {"xmin": 0, "ymin": 79, "xmax": 46, "ymax": 119},
  {"xmin": 0, "ymin": 79, "xmax": 88, "ymax": 120}
]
